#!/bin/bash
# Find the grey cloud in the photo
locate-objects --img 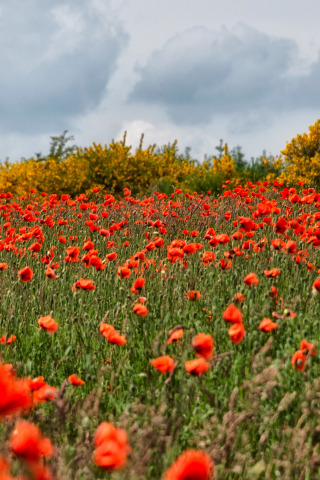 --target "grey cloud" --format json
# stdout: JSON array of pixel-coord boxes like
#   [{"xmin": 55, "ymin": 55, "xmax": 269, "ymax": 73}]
[
  {"xmin": 0, "ymin": 0, "xmax": 128, "ymax": 132},
  {"xmin": 129, "ymin": 24, "xmax": 319, "ymax": 125}
]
